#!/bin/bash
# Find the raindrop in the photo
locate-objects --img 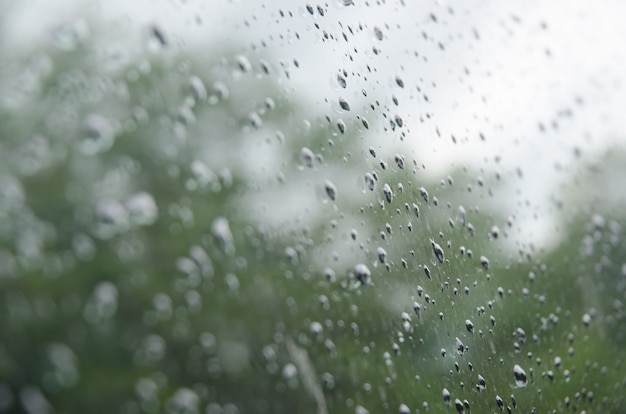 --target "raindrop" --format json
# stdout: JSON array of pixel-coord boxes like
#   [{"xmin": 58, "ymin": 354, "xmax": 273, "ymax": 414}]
[
  {"xmin": 213, "ymin": 81, "xmax": 229, "ymax": 100},
  {"xmin": 383, "ymin": 183, "xmax": 393, "ymax": 203},
  {"xmin": 582, "ymin": 313, "xmax": 591, "ymax": 326},
  {"xmin": 430, "ymin": 239, "xmax": 444, "ymax": 263},
  {"xmin": 454, "ymin": 399, "xmax": 464, "ymax": 414},
  {"xmin": 395, "ymin": 76, "xmax": 404, "ymax": 88},
  {"xmin": 412, "ymin": 203, "xmax": 420, "ymax": 219},
  {"xmin": 81, "ymin": 114, "xmax": 115, "ymax": 155},
  {"xmin": 477, "ymin": 374, "xmax": 486, "ymax": 391},
  {"xmin": 235, "ymin": 54, "xmax": 251, "ymax": 72},
  {"xmin": 324, "ymin": 180, "xmax": 337, "ymax": 201},
  {"xmin": 355, "ymin": 264, "xmax": 371, "ymax": 285},
  {"xmin": 458, "ymin": 206, "xmax": 466, "ymax": 225},
  {"xmin": 456, "ymin": 337, "xmax": 465, "ymax": 355},
  {"xmin": 212, "ymin": 217, "xmax": 235, "ymax": 255},
  {"xmin": 480, "ymin": 256, "xmax": 490, "ymax": 270},
  {"xmin": 189, "ymin": 75, "xmax": 207, "ymax": 102},
  {"xmin": 513, "ymin": 364, "xmax": 528, "ymax": 387},
  {"xmin": 465, "ymin": 319, "xmax": 474, "ymax": 334},
  {"xmin": 423, "ymin": 265, "xmax": 431, "ymax": 279},
  {"xmin": 442, "ymin": 388, "xmax": 451, "ymax": 406},
  {"xmin": 394, "ymin": 154, "xmax": 404, "ymax": 169},
  {"xmin": 418, "ymin": 187, "xmax": 429, "ymax": 202},
  {"xmin": 125, "ymin": 192, "xmax": 158, "ymax": 226},
  {"xmin": 490, "ymin": 225, "xmax": 500, "ymax": 239},
  {"xmin": 374, "ymin": 27, "xmax": 384, "ymax": 41},
  {"xmin": 365, "ymin": 173, "xmax": 375, "ymax": 191},
  {"xmin": 377, "ymin": 247, "xmax": 387, "ymax": 264},
  {"xmin": 337, "ymin": 119, "xmax": 346, "ymax": 134},
  {"xmin": 339, "ymin": 98, "xmax": 351, "ymax": 111},
  {"xmin": 301, "ymin": 147, "xmax": 314, "ymax": 168},
  {"xmin": 337, "ymin": 74, "xmax": 347, "ymax": 88},
  {"xmin": 496, "ymin": 395, "xmax": 504, "ymax": 411}
]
